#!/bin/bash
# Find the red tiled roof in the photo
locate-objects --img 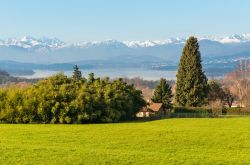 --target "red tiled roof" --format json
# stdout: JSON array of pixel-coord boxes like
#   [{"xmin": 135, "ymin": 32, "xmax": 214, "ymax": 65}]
[{"xmin": 148, "ymin": 103, "xmax": 163, "ymax": 112}]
